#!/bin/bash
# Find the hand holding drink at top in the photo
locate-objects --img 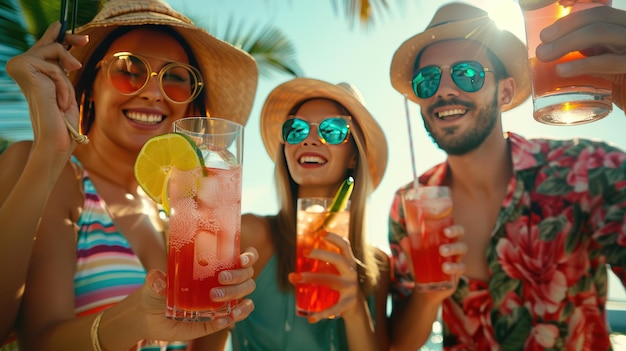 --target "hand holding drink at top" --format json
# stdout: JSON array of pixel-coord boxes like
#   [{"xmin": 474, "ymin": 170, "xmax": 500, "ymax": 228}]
[{"xmin": 518, "ymin": 0, "xmax": 614, "ymax": 125}]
